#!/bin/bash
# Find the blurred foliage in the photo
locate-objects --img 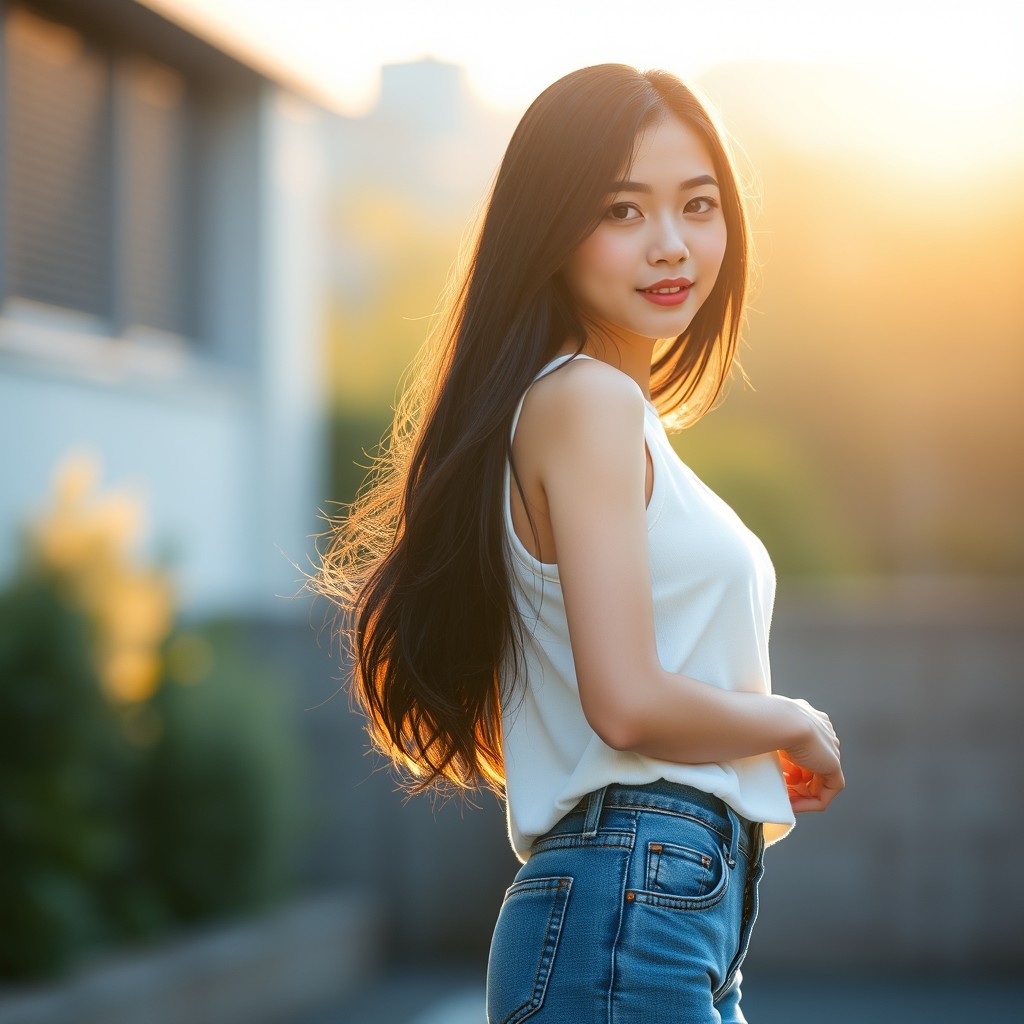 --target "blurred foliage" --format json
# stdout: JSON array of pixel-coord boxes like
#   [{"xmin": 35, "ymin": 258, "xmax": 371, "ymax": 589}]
[
  {"xmin": 325, "ymin": 395, "xmax": 864, "ymax": 581},
  {"xmin": 0, "ymin": 571, "xmax": 144, "ymax": 978},
  {"xmin": 25, "ymin": 454, "xmax": 173, "ymax": 705},
  {"xmin": 325, "ymin": 188, "xmax": 465, "ymax": 414},
  {"xmin": 326, "ymin": 399, "xmax": 864, "ymax": 577},
  {"xmin": 139, "ymin": 619, "xmax": 302, "ymax": 924},
  {"xmin": 673, "ymin": 418, "xmax": 870, "ymax": 577},
  {"xmin": 327, "ymin": 404, "xmax": 395, "ymax": 510},
  {"xmin": 324, "ymin": 63, "xmax": 1024, "ymax": 577},
  {"xmin": 0, "ymin": 456, "xmax": 302, "ymax": 981}
]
